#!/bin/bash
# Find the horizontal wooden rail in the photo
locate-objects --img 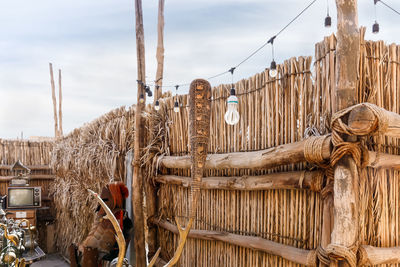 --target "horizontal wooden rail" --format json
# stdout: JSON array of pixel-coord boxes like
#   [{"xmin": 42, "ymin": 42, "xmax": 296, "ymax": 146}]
[
  {"xmin": 155, "ymin": 170, "xmax": 323, "ymax": 191},
  {"xmin": 359, "ymin": 245, "xmax": 400, "ymax": 265},
  {"xmin": 0, "ymin": 175, "xmax": 55, "ymax": 181},
  {"xmin": 161, "ymin": 136, "xmax": 331, "ymax": 170},
  {"xmin": 161, "ymin": 149, "xmax": 400, "ymax": 171},
  {"xmin": 152, "ymin": 218, "xmax": 316, "ymax": 266},
  {"xmin": 367, "ymin": 151, "xmax": 400, "ymax": 170},
  {"xmin": 0, "ymin": 165, "xmax": 51, "ymax": 171}
]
